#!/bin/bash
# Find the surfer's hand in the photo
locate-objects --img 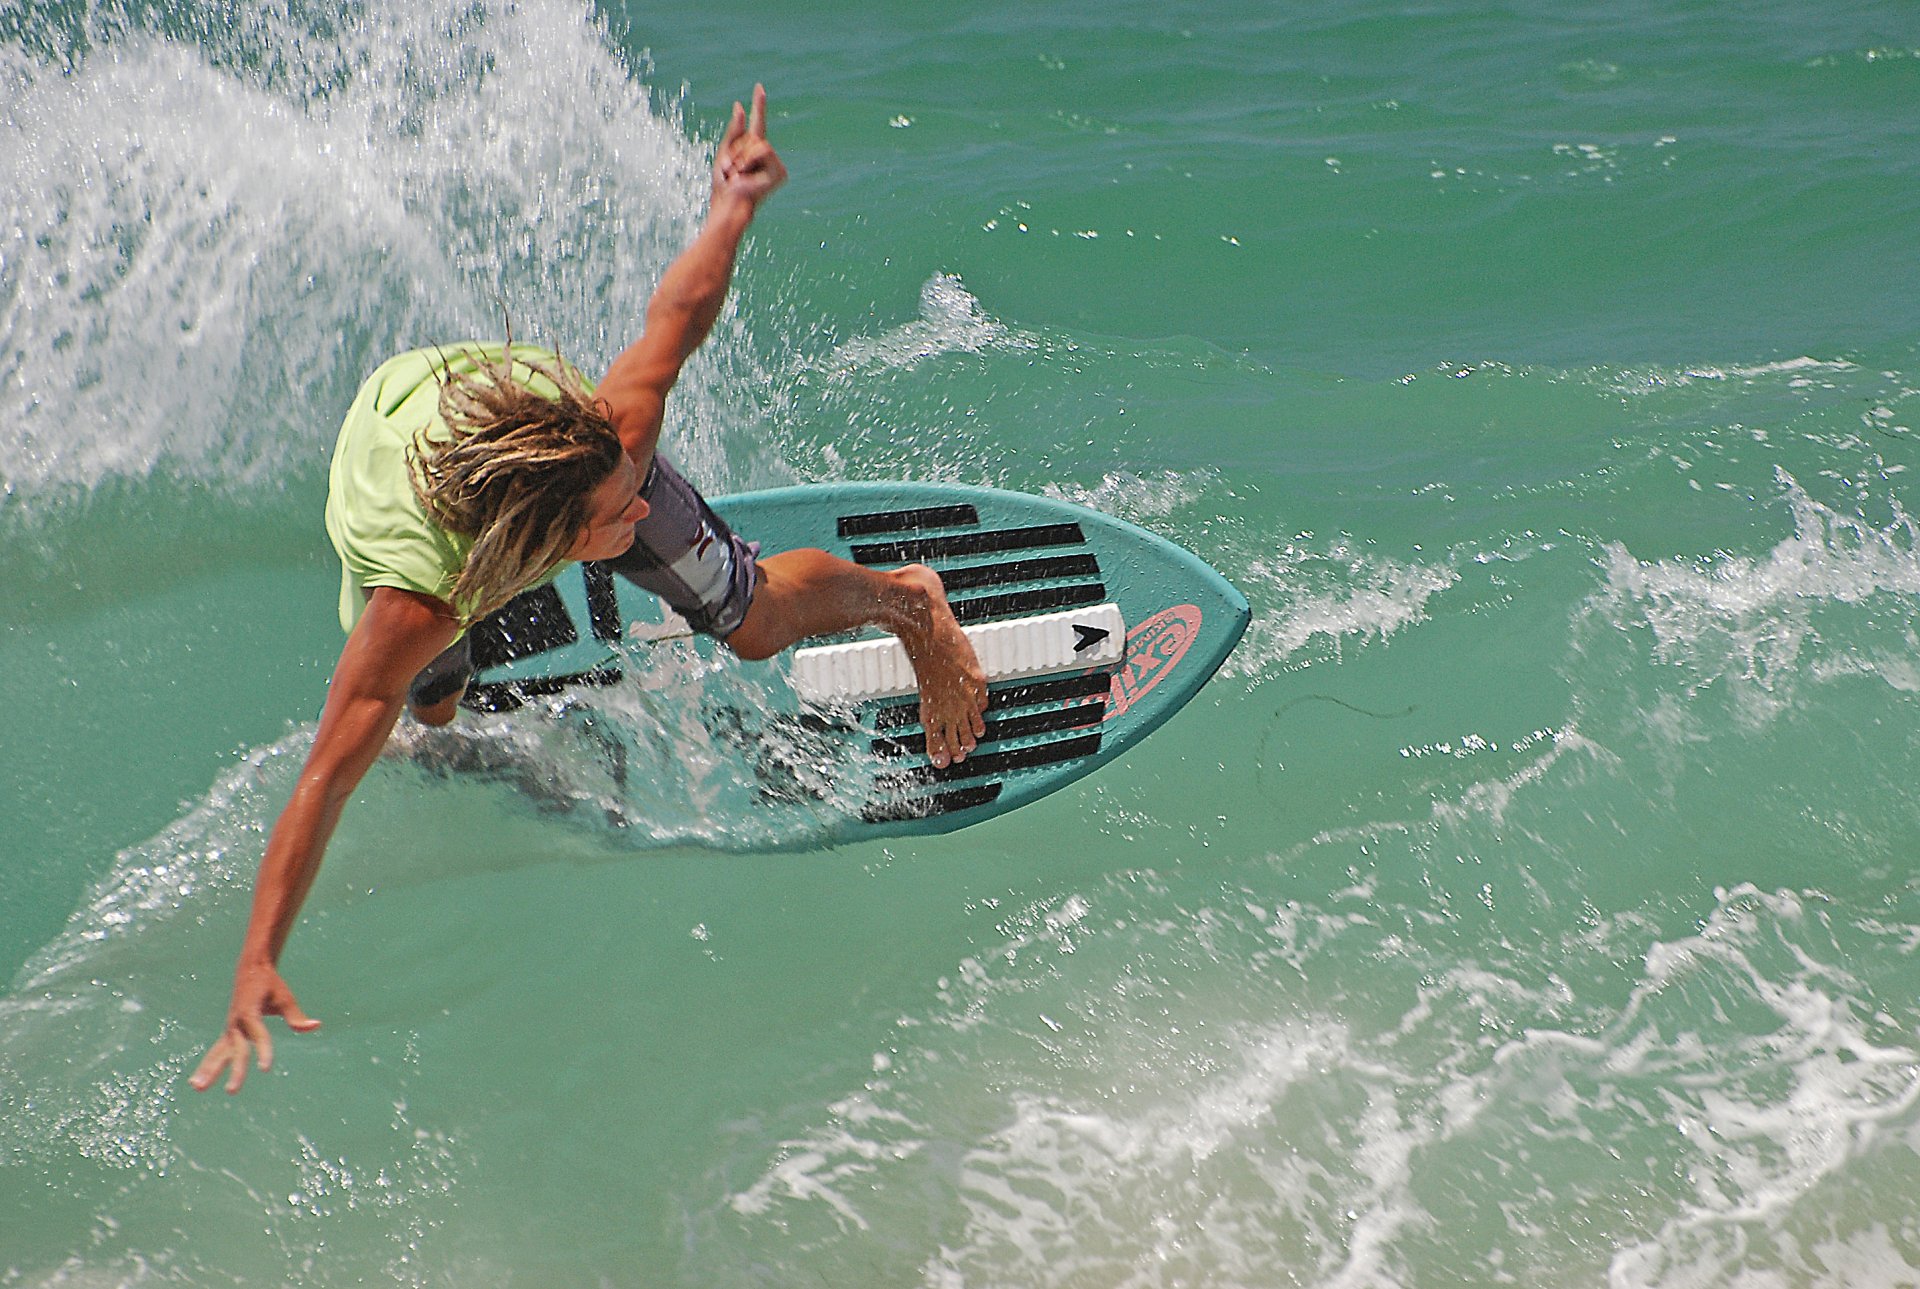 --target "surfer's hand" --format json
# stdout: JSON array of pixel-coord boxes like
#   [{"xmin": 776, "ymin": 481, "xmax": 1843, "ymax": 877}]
[
  {"xmin": 713, "ymin": 84, "xmax": 786, "ymax": 208},
  {"xmin": 189, "ymin": 961, "xmax": 321, "ymax": 1095}
]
